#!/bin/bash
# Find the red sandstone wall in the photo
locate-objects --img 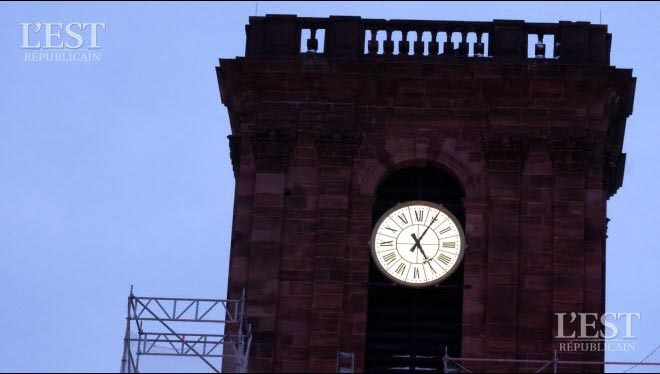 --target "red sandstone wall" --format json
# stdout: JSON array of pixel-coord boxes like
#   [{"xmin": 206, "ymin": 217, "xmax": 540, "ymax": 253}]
[{"xmin": 218, "ymin": 58, "xmax": 634, "ymax": 372}]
